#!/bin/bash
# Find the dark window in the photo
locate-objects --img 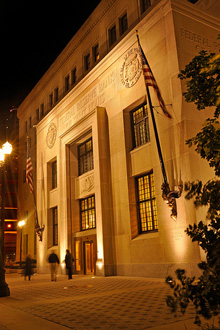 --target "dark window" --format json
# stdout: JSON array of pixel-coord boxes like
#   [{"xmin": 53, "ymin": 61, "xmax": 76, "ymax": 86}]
[
  {"xmin": 84, "ymin": 53, "xmax": 90, "ymax": 71},
  {"xmin": 29, "ymin": 116, "xmax": 32, "ymax": 129},
  {"xmin": 119, "ymin": 13, "xmax": 128, "ymax": 36},
  {"xmin": 78, "ymin": 138, "xmax": 94, "ymax": 176},
  {"xmin": 93, "ymin": 44, "xmax": 99, "ymax": 62},
  {"xmin": 52, "ymin": 160, "xmax": 57, "ymax": 189},
  {"xmin": 49, "ymin": 93, "xmax": 53, "ymax": 108},
  {"xmin": 40, "ymin": 103, "xmax": 44, "ymax": 118},
  {"xmin": 65, "ymin": 75, "xmax": 70, "ymax": 92},
  {"xmin": 36, "ymin": 108, "xmax": 39, "ymax": 121},
  {"xmin": 136, "ymin": 172, "xmax": 158, "ymax": 233},
  {"xmin": 80, "ymin": 196, "xmax": 96, "ymax": 231},
  {"xmin": 132, "ymin": 103, "xmax": 150, "ymax": 148},
  {"xmin": 71, "ymin": 68, "xmax": 76, "ymax": 85},
  {"xmin": 109, "ymin": 25, "xmax": 116, "ymax": 47},
  {"xmin": 52, "ymin": 206, "xmax": 58, "ymax": 246},
  {"xmin": 54, "ymin": 87, "xmax": 59, "ymax": 103},
  {"xmin": 141, "ymin": 0, "xmax": 151, "ymax": 13},
  {"xmin": 25, "ymin": 121, "xmax": 27, "ymax": 133}
]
